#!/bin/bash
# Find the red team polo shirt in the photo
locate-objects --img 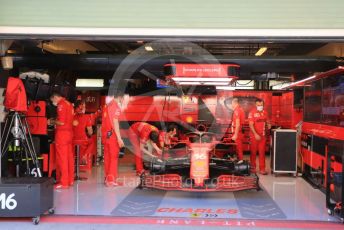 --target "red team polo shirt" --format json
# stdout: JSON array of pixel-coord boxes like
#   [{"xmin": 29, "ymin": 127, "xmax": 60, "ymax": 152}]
[
  {"xmin": 101, "ymin": 99, "xmax": 121, "ymax": 140},
  {"xmin": 56, "ymin": 98, "xmax": 74, "ymax": 131},
  {"xmin": 231, "ymin": 106, "xmax": 245, "ymax": 135},
  {"xmin": 73, "ymin": 114, "xmax": 92, "ymax": 141},
  {"xmin": 131, "ymin": 122, "xmax": 158, "ymax": 144},
  {"xmin": 248, "ymin": 108, "xmax": 269, "ymax": 136},
  {"xmin": 158, "ymin": 131, "xmax": 171, "ymax": 147}
]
